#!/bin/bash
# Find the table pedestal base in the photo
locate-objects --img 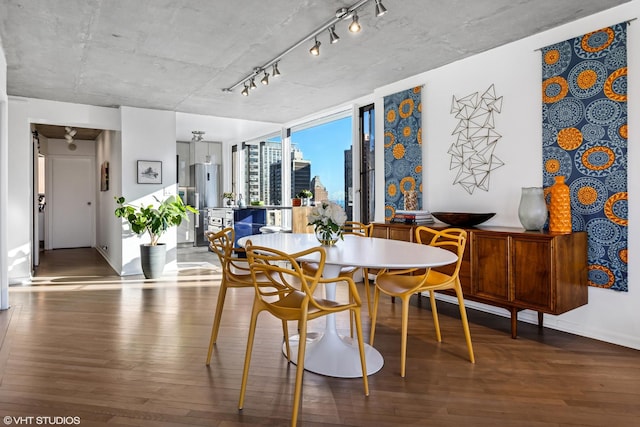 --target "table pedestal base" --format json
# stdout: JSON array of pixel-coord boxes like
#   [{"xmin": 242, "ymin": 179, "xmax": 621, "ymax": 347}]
[{"xmin": 282, "ymin": 330, "xmax": 384, "ymax": 378}]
